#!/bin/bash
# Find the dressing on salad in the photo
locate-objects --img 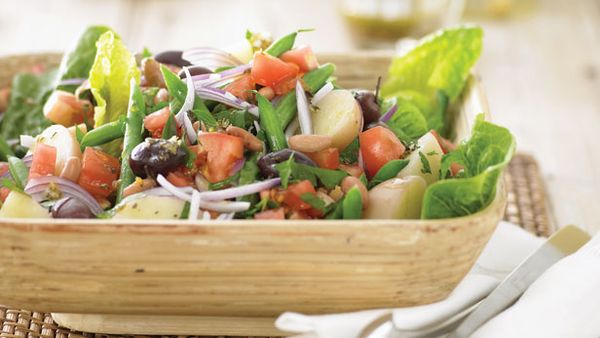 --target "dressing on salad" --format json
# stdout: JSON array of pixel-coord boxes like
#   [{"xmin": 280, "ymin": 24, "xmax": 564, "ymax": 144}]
[{"xmin": 0, "ymin": 25, "xmax": 514, "ymax": 221}]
